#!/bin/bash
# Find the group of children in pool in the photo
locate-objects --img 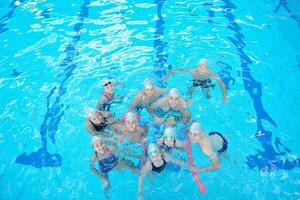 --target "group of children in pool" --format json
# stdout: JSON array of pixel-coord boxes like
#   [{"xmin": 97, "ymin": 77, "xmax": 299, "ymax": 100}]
[{"xmin": 86, "ymin": 58, "xmax": 228, "ymax": 199}]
